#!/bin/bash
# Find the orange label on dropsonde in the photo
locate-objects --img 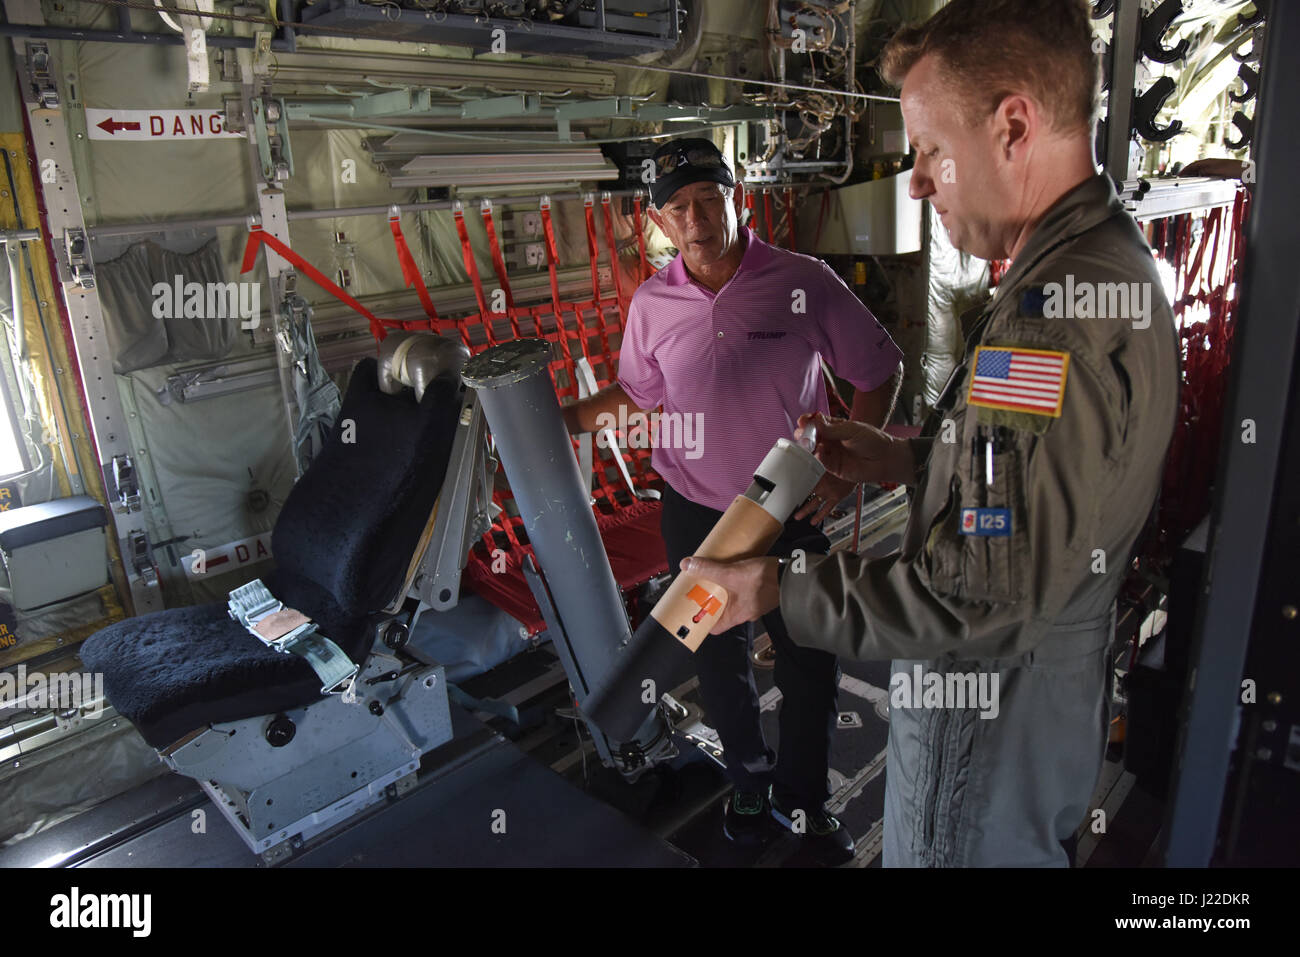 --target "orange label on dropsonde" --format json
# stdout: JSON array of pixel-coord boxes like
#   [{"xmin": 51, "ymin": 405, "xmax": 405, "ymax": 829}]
[{"xmin": 686, "ymin": 584, "xmax": 723, "ymax": 623}]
